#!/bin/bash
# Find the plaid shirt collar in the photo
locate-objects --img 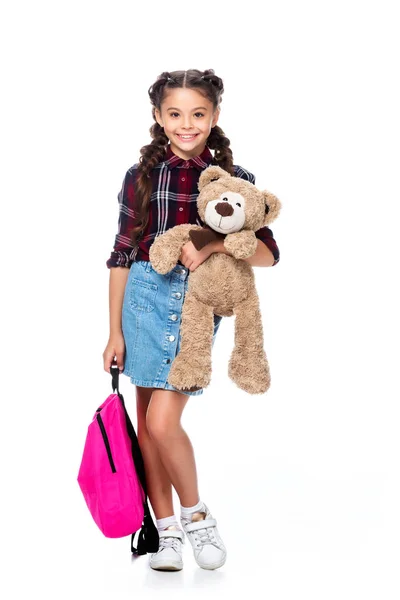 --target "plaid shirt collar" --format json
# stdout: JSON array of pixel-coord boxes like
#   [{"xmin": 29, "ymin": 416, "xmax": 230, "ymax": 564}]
[{"xmin": 164, "ymin": 143, "xmax": 214, "ymax": 172}]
